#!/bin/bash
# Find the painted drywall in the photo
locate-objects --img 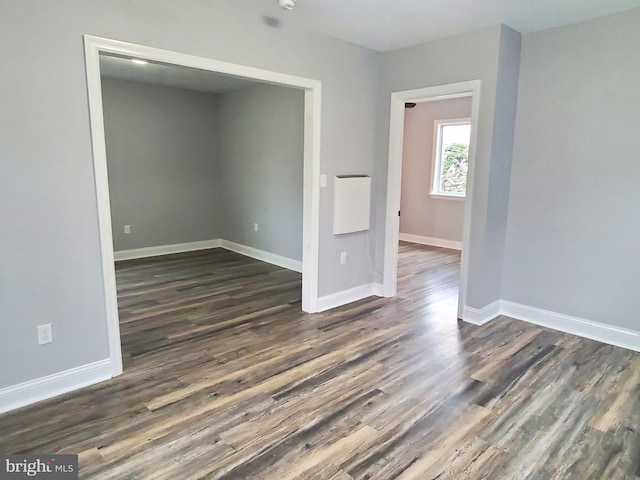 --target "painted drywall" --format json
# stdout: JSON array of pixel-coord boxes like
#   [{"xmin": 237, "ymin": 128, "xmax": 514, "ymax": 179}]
[
  {"xmin": 482, "ymin": 24, "xmax": 522, "ymax": 306},
  {"xmin": 400, "ymin": 97, "xmax": 472, "ymax": 242},
  {"xmin": 102, "ymin": 78, "xmax": 222, "ymax": 251},
  {"xmin": 502, "ymin": 9, "xmax": 640, "ymax": 330},
  {"xmin": 218, "ymin": 84, "xmax": 304, "ymax": 262},
  {"xmin": 102, "ymin": 78, "xmax": 304, "ymax": 262},
  {"xmin": 376, "ymin": 25, "xmax": 521, "ymax": 309},
  {"xmin": 0, "ymin": 0, "xmax": 378, "ymax": 389}
]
